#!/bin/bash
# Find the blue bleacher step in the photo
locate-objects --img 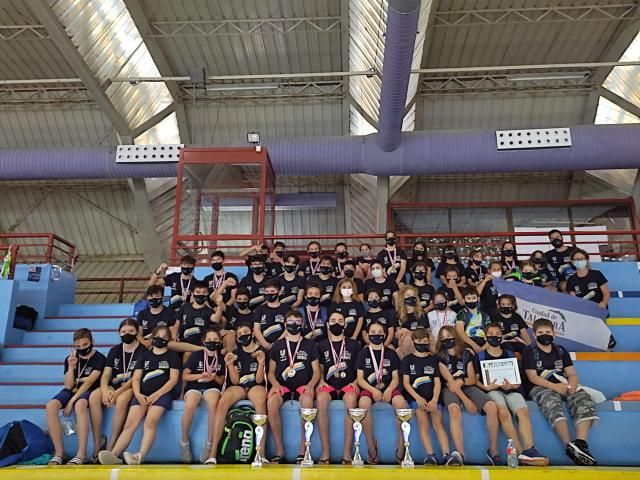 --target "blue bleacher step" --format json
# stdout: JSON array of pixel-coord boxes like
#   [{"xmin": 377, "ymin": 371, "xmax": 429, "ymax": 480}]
[
  {"xmin": 57, "ymin": 303, "xmax": 135, "ymax": 317},
  {"xmin": 2, "ymin": 346, "xmax": 111, "ymax": 362},
  {"xmin": 0, "ymin": 364, "xmax": 61, "ymax": 383},
  {"xmin": 39, "ymin": 317, "xmax": 125, "ymax": 330},
  {"xmin": 24, "ymin": 330, "xmax": 120, "ymax": 345},
  {"xmin": 608, "ymin": 325, "xmax": 640, "ymax": 351}
]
